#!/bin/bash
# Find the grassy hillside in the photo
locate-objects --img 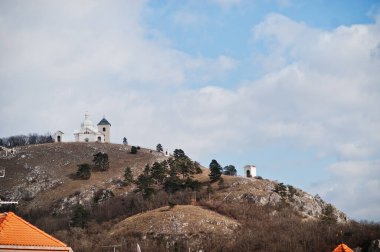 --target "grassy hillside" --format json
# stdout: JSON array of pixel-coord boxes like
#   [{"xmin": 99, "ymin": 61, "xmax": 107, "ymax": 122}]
[{"xmin": 0, "ymin": 142, "xmax": 166, "ymax": 210}]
